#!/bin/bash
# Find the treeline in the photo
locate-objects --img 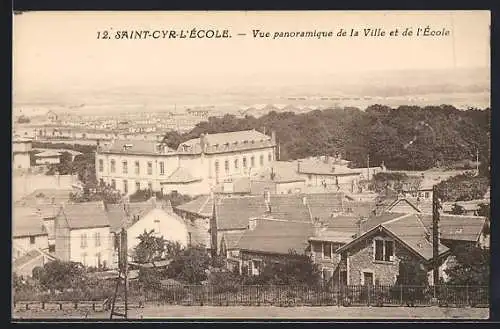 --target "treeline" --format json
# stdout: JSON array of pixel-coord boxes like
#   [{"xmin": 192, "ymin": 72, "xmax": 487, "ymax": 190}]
[{"xmin": 163, "ymin": 105, "xmax": 490, "ymax": 173}]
